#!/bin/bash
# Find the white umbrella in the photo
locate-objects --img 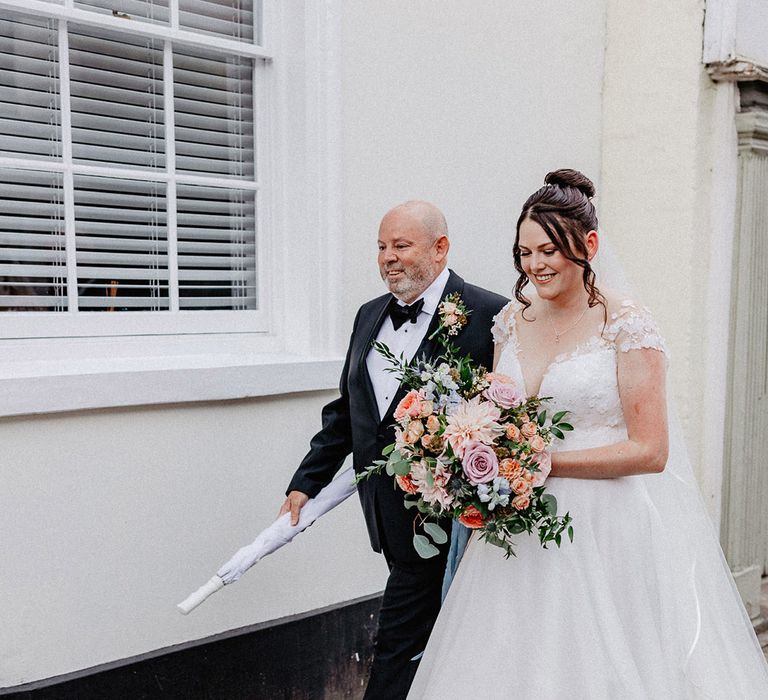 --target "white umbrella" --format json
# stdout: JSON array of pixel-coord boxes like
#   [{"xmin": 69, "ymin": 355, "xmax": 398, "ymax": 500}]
[{"xmin": 177, "ymin": 465, "xmax": 357, "ymax": 614}]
